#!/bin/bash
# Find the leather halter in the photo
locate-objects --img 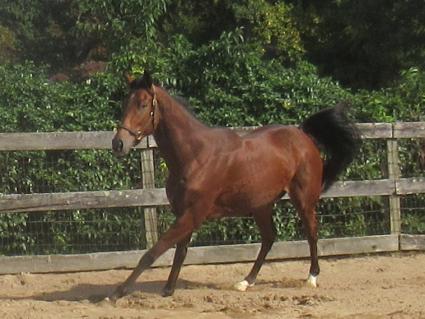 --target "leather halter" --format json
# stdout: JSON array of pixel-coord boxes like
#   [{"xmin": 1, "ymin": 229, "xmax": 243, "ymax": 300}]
[{"xmin": 118, "ymin": 87, "xmax": 158, "ymax": 141}]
